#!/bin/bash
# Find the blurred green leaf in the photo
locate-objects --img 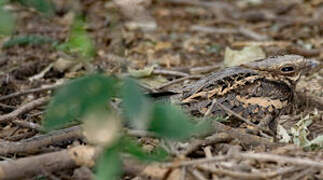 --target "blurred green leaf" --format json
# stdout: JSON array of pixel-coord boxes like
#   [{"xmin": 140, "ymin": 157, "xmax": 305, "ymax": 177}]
[
  {"xmin": 0, "ymin": 7, "xmax": 15, "ymax": 37},
  {"xmin": 58, "ymin": 16, "xmax": 95, "ymax": 60},
  {"xmin": 304, "ymin": 135, "xmax": 323, "ymax": 150},
  {"xmin": 121, "ymin": 78, "xmax": 152, "ymax": 129},
  {"xmin": 2, "ymin": 35, "xmax": 55, "ymax": 48},
  {"xmin": 13, "ymin": 0, "xmax": 55, "ymax": 17},
  {"xmin": 121, "ymin": 137, "xmax": 168, "ymax": 162},
  {"xmin": 96, "ymin": 145, "xmax": 122, "ymax": 180},
  {"xmin": 149, "ymin": 103, "xmax": 206, "ymax": 140},
  {"xmin": 43, "ymin": 74, "xmax": 116, "ymax": 131},
  {"xmin": 0, "ymin": 0, "xmax": 9, "ymax": 7}
]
